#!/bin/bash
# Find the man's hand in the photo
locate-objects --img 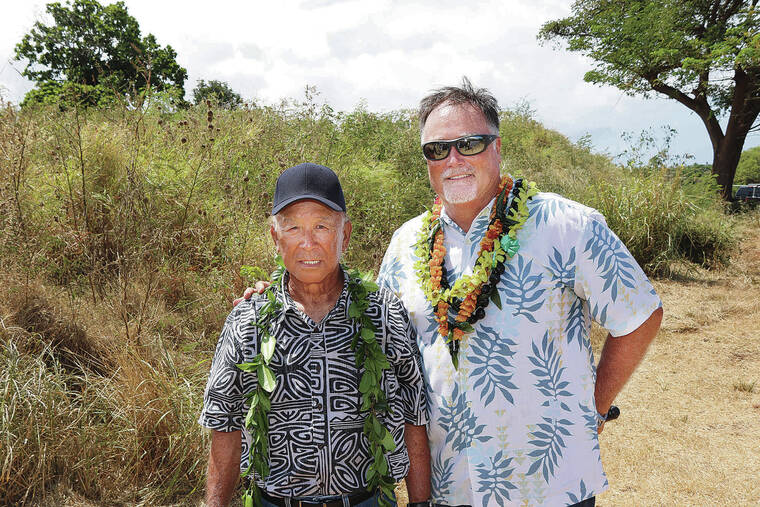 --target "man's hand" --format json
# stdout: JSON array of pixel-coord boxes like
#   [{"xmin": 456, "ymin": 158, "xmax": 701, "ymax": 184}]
[
  {"xmin": 595, "ymin": 307, "xmax": 663, "ymax": 433},
  {"xmin": 206, "ymin": 430, "xmax": 241, "ymax": 507},
  {"xmin": 232, "ymin": 281, "xmax": 270, "ymax": 307}
]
